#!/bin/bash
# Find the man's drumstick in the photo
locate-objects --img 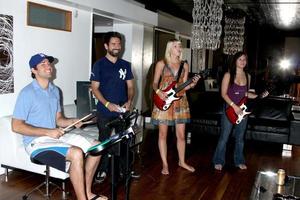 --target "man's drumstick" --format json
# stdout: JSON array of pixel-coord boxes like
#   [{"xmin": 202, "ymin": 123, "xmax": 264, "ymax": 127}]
[
  {"xmin": 63, "ymin": 113, "xmax": 94, "ymax": 132},
  {"xmin": 81, "ymin": 120, "xmax": 94, "ymax": 125}
]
